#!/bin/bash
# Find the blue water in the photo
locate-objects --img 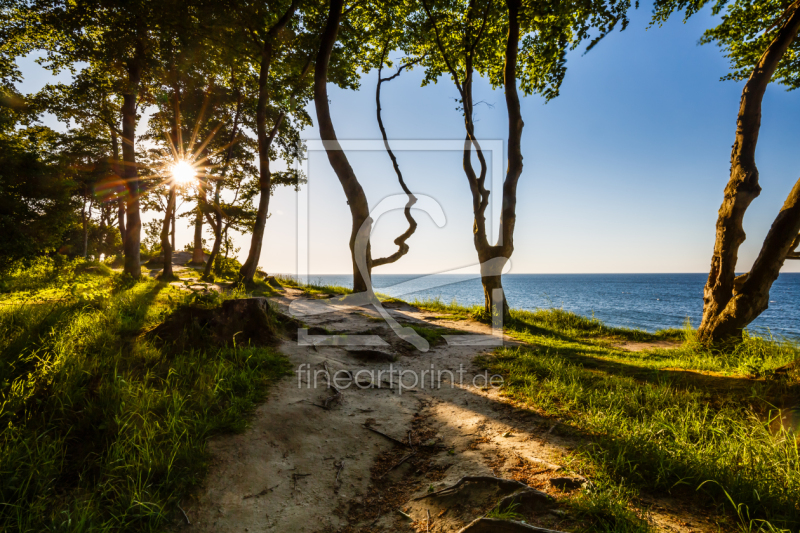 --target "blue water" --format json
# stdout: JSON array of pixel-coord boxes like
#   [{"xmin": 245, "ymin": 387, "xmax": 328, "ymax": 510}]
[{"xmin": 299, "ymin": 273, "xmax": 800, "ymax": 339}]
